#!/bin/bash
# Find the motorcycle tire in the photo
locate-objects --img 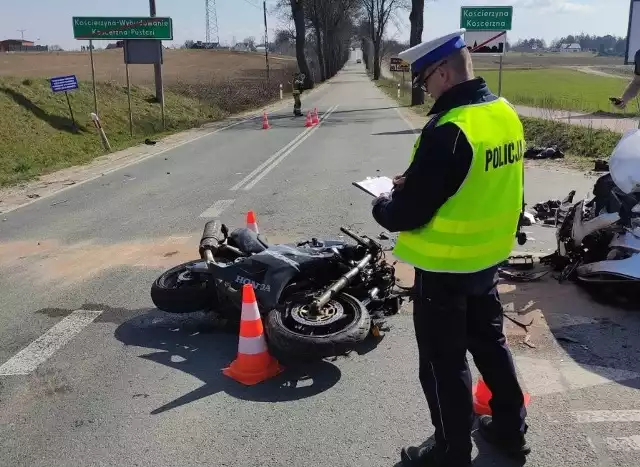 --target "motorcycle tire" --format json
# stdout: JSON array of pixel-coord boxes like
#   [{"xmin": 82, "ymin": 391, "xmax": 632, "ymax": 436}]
[
  {"xmin": 150, "ymin": 260, "xmax": 216, "ymax": 314},
  {"xmin": 265, "ymin": 293, "xmax": 371, "ymax": 360}
]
